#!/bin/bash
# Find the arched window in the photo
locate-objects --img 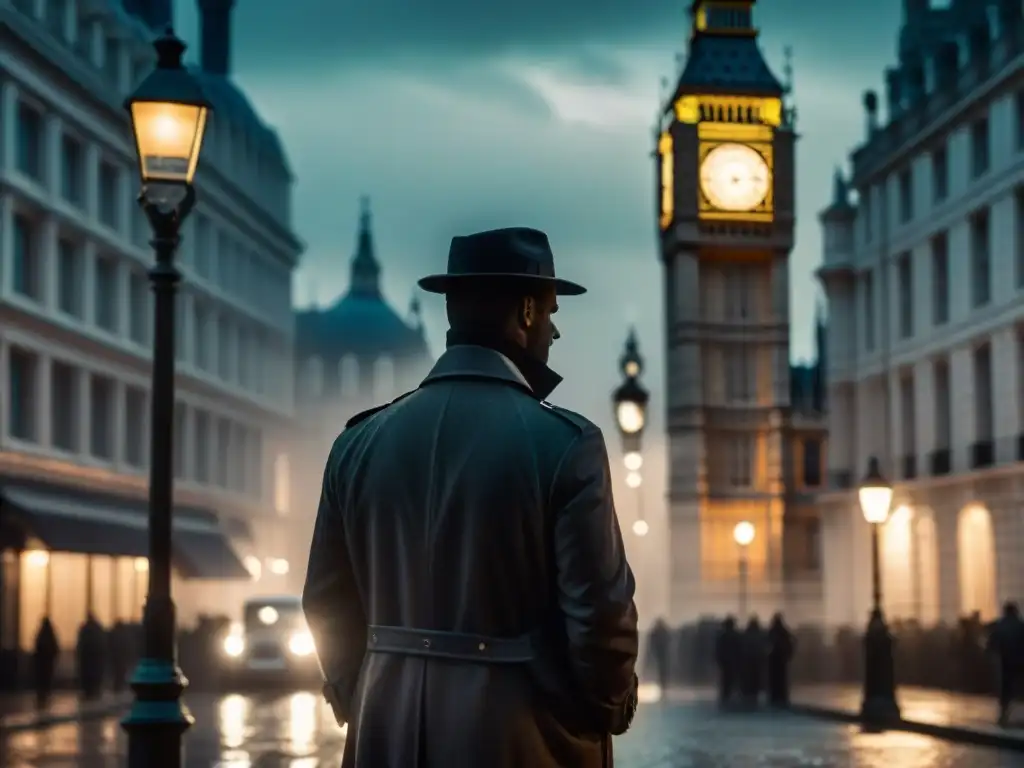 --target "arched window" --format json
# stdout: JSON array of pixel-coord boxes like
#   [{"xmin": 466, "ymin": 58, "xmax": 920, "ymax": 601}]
[
  {"xmin": 303, "ymin": 357, "xmax": 323, "ymax": 397},
  {"xmin": 273, "ymin": 453, "xmax": 290, "ymax": 516},
  {"xmin": 915, "ymin": 511, "xmax": 940, "ymax": 625},
  {"xmin": 340, "ymin": 355, "xmax": 359, "ymax": 397},
  {"xmin": 958, "ymin": 505, "xmax": 997, "ymax": 621},
  {"xmin": 374, "ymin": 356, "xmax": 395, "ymax": 402},
  {"xmin": 881, "ymin": 506, "xmax": 914, "ymax": 619}
]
